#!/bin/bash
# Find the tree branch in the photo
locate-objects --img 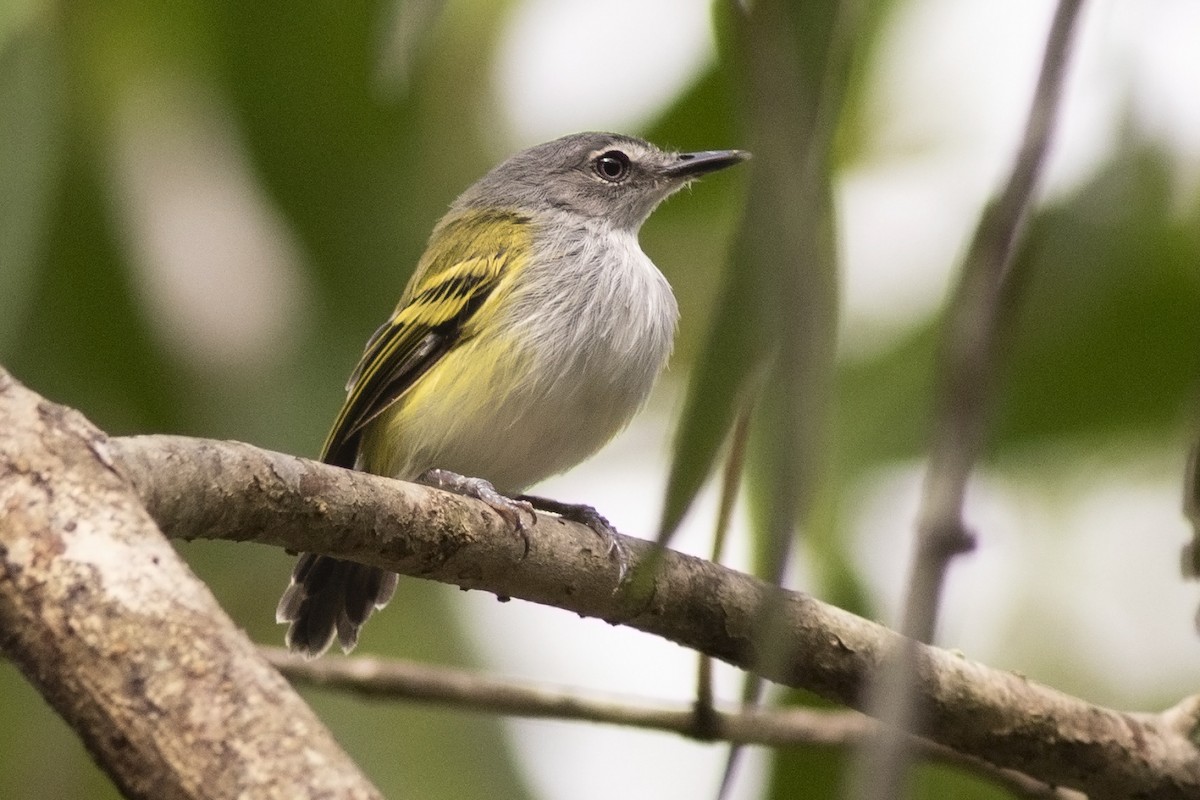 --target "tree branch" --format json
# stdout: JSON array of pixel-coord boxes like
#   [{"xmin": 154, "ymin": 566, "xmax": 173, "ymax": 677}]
[
  {"xmin": 263, "ymin": 647, "xmax": 1082, "ymax": 800},
  {"xmin": 3, "ymin": 367, "xmax": 1195, "ymax": 798},
  {"xmin": 106, "ymin": 431, "xmax": 1200, "ymax": 798},
  {"xmin": 0, "ymin": 370, "xmax": 381, "ymax": 799},
  {"xmin": 857, "ymin": 1, "xmax": 1091, "ymax": 797}
]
